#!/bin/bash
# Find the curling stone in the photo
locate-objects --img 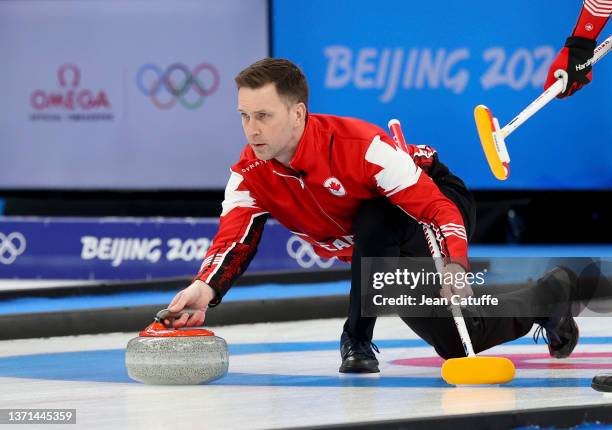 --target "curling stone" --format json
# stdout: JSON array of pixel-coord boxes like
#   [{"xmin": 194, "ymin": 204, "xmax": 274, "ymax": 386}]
[{"xmin": 125, "ymin": 308, "xmax": 228, "ymax": 385}]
